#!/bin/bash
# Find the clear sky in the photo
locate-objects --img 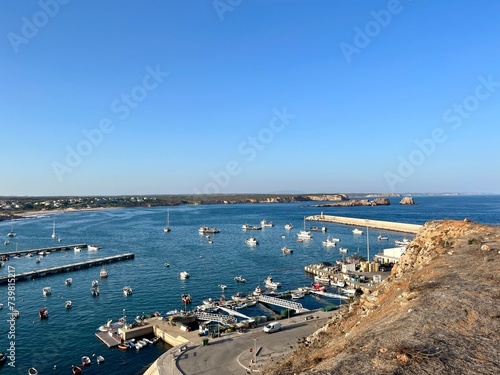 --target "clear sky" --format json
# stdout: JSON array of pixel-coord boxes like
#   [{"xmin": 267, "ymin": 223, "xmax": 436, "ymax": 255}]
[{"xmin": 1, "ymin": 0, "xmax": 499, "ymax": 196}]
